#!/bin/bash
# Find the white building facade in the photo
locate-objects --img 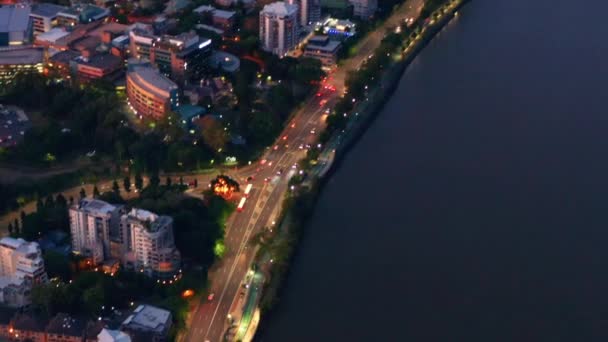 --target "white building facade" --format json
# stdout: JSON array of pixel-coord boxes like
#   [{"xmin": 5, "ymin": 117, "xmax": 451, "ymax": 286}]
[
  {"xmin": 259, "ymin": 2, "xmax": 299, "ymax": 57},
  {"xmin": 121, "ymin": 209, "xmax": 181, "ymax": 278},
  {"xmin": 0, "ymin": 237, "xmax": 47, "ymax": 307},
  {"xmin": 69, "ymin": 198, "xmax": 123, "ymax": 264}
]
